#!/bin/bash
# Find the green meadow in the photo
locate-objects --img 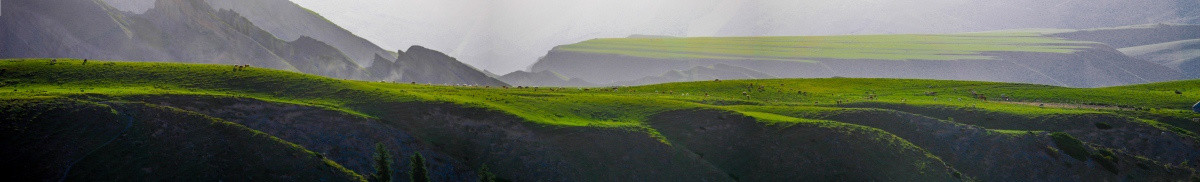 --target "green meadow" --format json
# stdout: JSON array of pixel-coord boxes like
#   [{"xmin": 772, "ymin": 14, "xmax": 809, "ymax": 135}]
[
  {"xmin": 6, "ymin": 59, "xmax": 1200, "ymax": 181},
  {"xmin": 3, "ymin": 59, "xmax": 1197, "ymax": 133}
]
